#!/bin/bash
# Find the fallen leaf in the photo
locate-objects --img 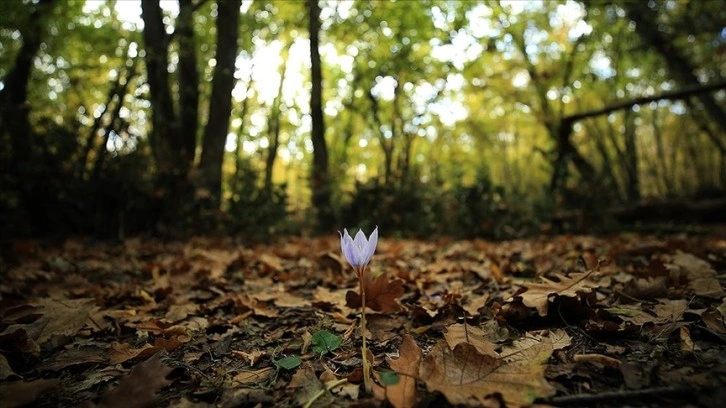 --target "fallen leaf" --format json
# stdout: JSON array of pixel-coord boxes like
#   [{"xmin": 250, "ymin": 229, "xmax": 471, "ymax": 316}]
[
  {"xmin": 233, "ymin": 367, "xmax": 275, "ymax": 385},
  {"xmin": 0, "ymin": 298, "xmax": 95, "ymax": 346},
  {"xmin": 90, "ymin": 353, "xmax": 172, "ymax": 408},
  {"xmin": 290, "ymin": 365, "xmax": 332, "ymax": 407},
  {"xmin": 345, "ymin": 273, "xmax": 405, "ymax": 312},
  {"xmin": 515, "ymin": 271, "xmax": 598, "ymax": 316},
  {"xmin": 382, "ymin": 335, "xmax": 421, "ymax": 408},
  {"xmin": 108, "ymin": 342, "xmax": 156, "ymax": 365},
  {"xmin": 420, "ymin": 341, "xmax": 555, "ymax": 407},
  {"xmin": 444, "ymin": 323, "xmax": 498, "ymax": 357},
  {"xmin": 663, "ymin": 252, "xmax": 722, "ymax": 298}
]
